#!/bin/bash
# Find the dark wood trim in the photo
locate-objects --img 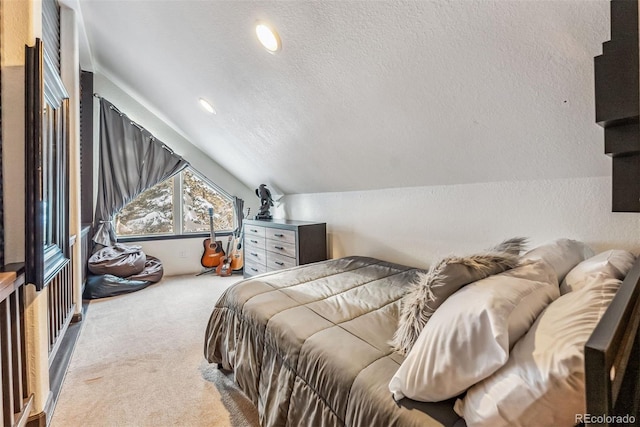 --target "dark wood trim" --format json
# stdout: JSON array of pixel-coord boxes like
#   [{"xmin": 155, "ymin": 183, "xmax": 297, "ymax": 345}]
[
  {"xmin": 26, "ymin": 406, "xmax": 46, "ymax": 427},
  {"xmin": 594, "ymin": 0, "xmax": 640, "ymax": 212},
  {"xmin": 118, "ymin": 230, "xmax": 234, "ymax": 243},
  {"xmin": 79, "ymin": 71, "xmax": 94, "ymax": 224},
  {"xmin": 80, "ymin": 224, "xmax": 91, "ymax": 292},
  {"xmin": 25, "ymin": 40, "xmax": 45, "ymax": 289},
  {"xmin": 25, "ymin": 40, "xmax": 72, "ymax": 289},
  {"xmin": 611, "ymin": 154, "xmax": 640, "ymax": 212},
  {"xmin": 244, "ymin": 218, "xmax": 324, "ymax": 230},
  {"xmin": 585, "ymin": 256, "xmax": 640, "ymax": 425},
  {"xmin": 604, "ymin": 121, "xmax": 640, "ymax": 156}
]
